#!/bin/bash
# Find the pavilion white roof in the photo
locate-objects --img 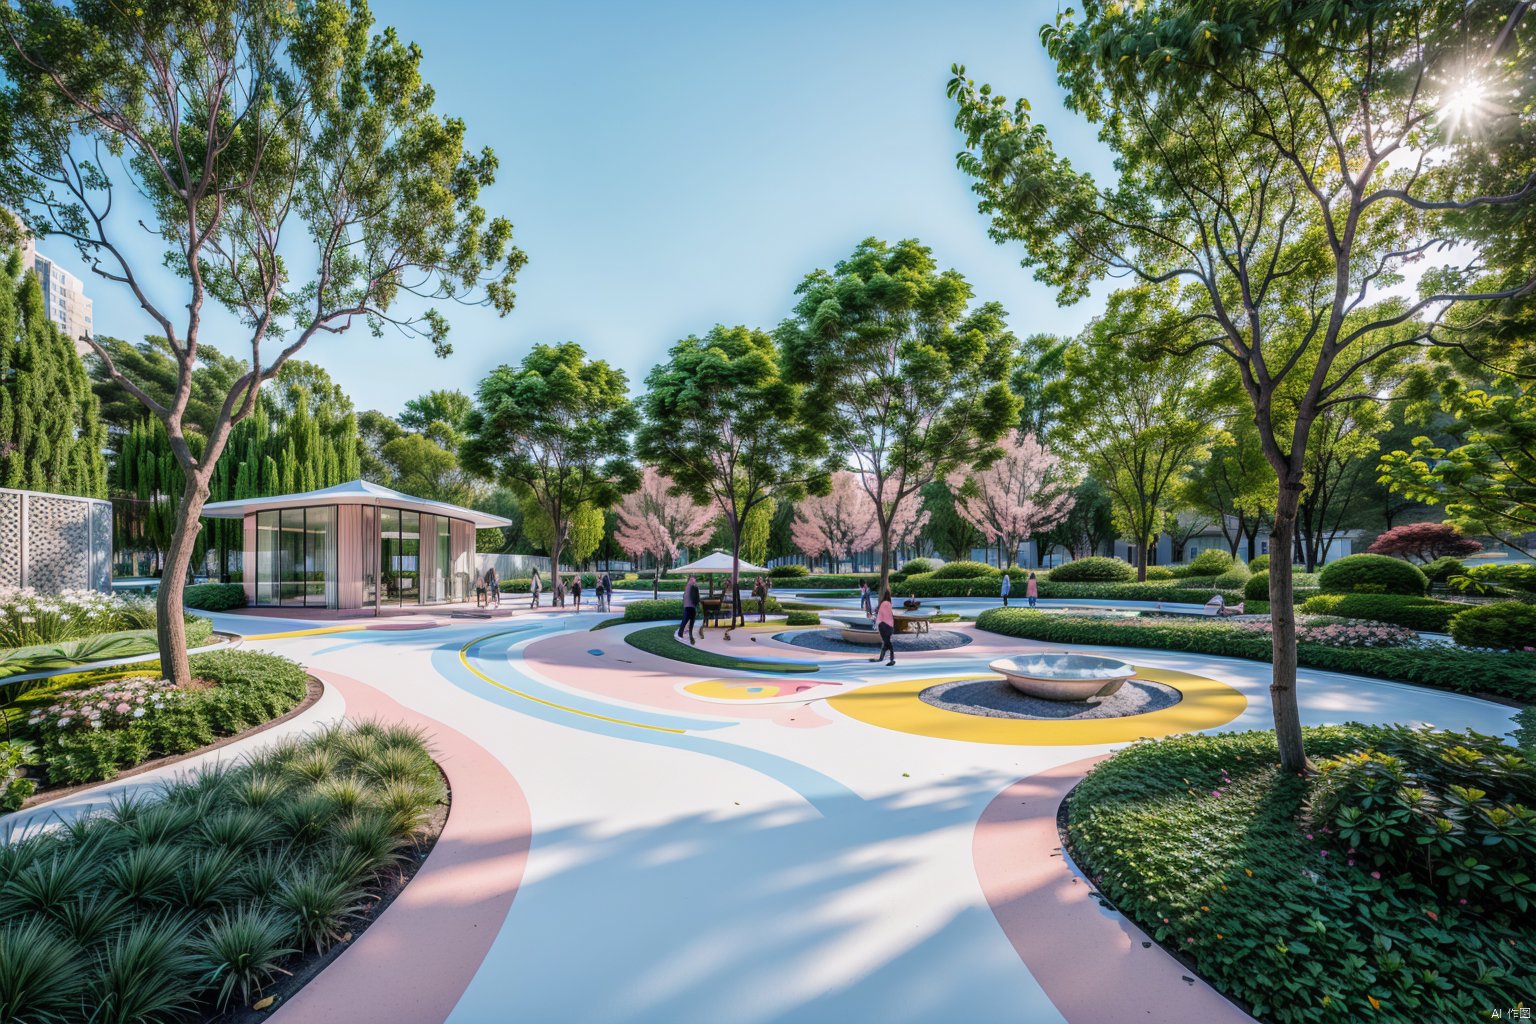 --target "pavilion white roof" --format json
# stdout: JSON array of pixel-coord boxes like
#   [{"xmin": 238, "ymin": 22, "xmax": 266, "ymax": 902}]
[
  {"xmin": 199, "ymin": 479, "xmax": 512, "ymax": 529},
  {"xmin": 669, "ymin": 550, "xmax": 770, "ymax": 575}
]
